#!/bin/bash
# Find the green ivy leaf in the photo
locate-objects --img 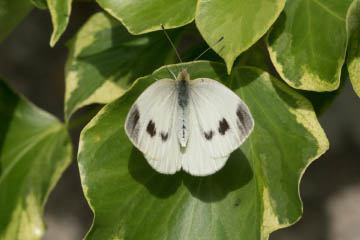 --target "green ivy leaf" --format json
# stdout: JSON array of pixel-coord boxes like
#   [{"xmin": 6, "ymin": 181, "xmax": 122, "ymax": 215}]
[
  {"xmin": 46, "ymin": 0, "xmax": 72, "ymax": 46},
  {"xmin": 96, "ymin": 0, "xmax": 196, "ymax": 34},
  {"xmin": 78, "ymin": 61, "xmax": 328, "ymax": 240},
  {"xmin": 29, "ymin": 0, "xmax": 71, "ymax": 45},
  {"xmin": 347, "ymin": 0, "xmax": 360, "ymax": 98},
  {"xmin": 267, "ymin": 0, "xmax": 352, "ymax": 91},
  {"xmin": 195, "ymin": 0, "xmax": 285, "ymax": 73},
  {"xmin": 0, "ymin": 79, "xmax": 72, "ymax": 240},
  {"xmin": 65, "ymin": 12, "xmax": 181, "ymax": 120},
  {"xmin": 234, "ymin": 37, "xmax": 345, "ymax": 116},
  {"xmin": 0, "ymin": 0, "xmax": 33, "ymax": 43}
]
